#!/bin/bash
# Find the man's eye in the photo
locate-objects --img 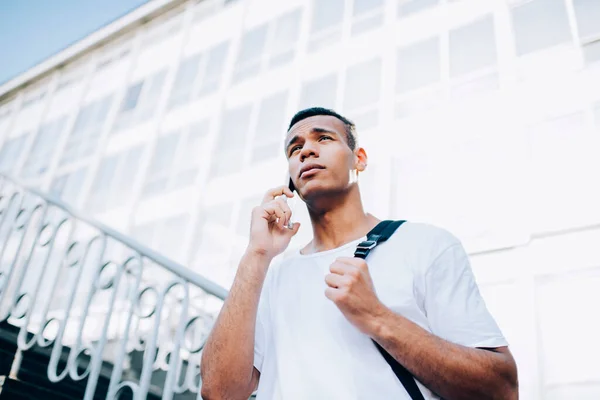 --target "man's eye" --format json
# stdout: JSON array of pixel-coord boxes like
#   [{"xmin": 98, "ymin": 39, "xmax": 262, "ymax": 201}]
[
  {"xmin": 290, "ymin": 145, "xmax": 301, "ymax": 154},
  {"xmin": 319, "ymin": 136, "xmax": 332, "ymax": 141}
]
